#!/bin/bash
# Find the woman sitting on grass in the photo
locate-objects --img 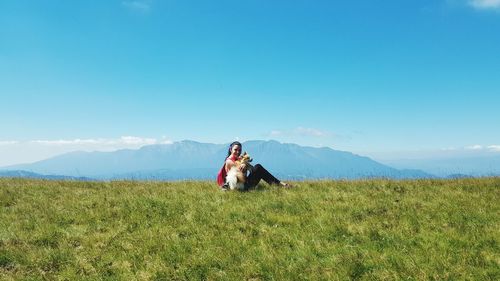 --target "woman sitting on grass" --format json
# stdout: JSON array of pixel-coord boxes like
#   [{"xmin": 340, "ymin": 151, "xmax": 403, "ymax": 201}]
[{"xmin": 217, "ymin": 141, "xmax": 291, "ymax": 190}]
